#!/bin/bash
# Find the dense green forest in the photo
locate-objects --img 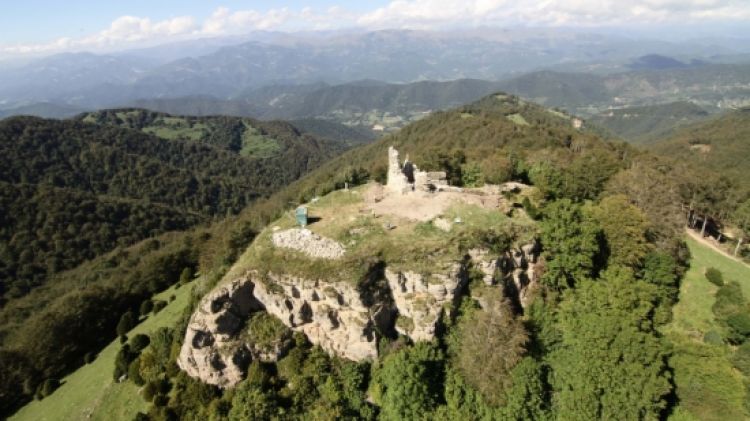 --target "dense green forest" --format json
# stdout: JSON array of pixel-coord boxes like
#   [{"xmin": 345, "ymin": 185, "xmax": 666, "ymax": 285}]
[
  {"xmin": 3, "ymin": 94, "xmax": 750, "ymax": 420},
  {"xmin": 0, "ymin": 113, "xmax": 342, "ymax": 302}
]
